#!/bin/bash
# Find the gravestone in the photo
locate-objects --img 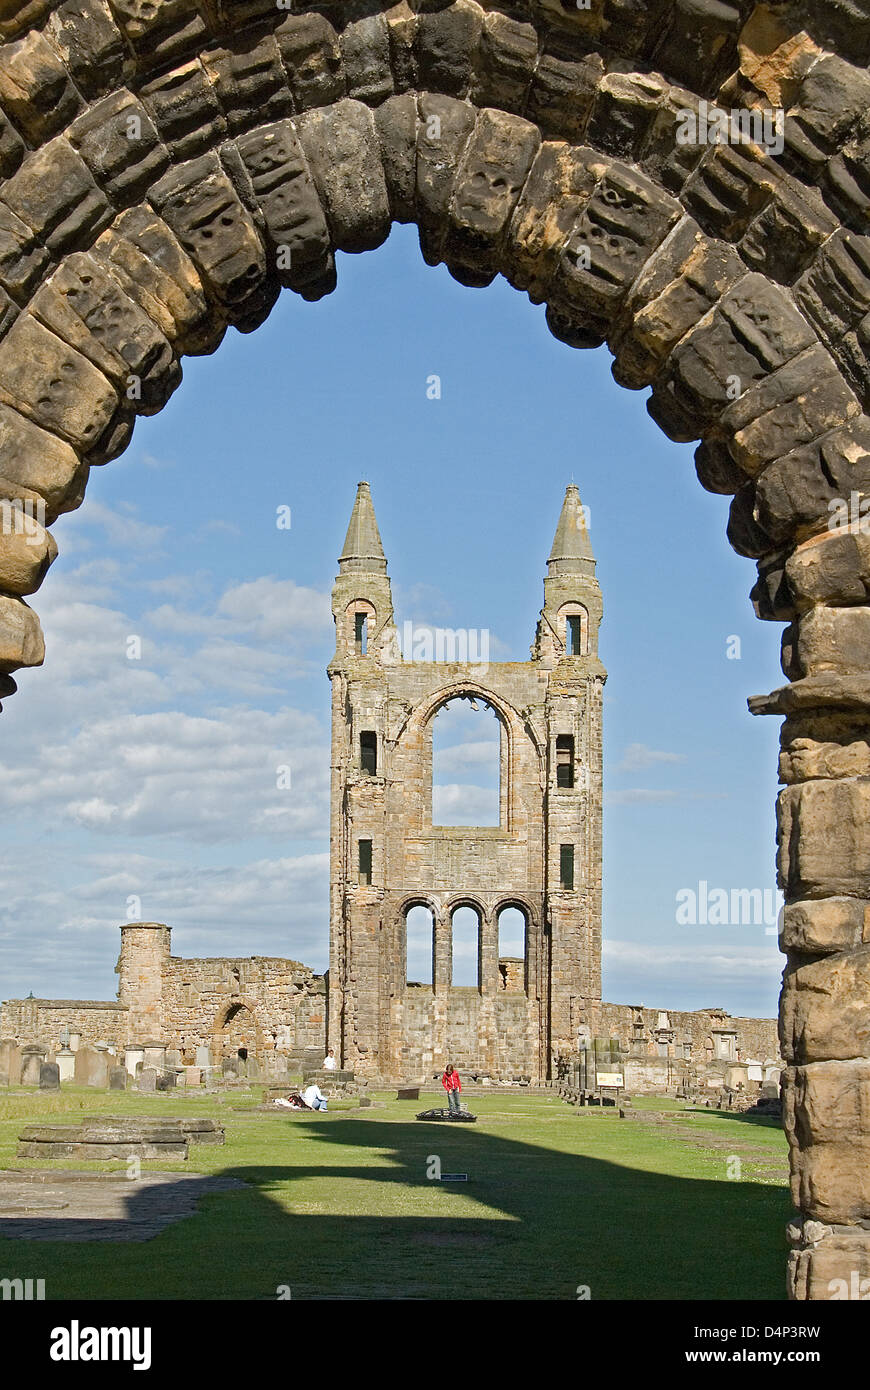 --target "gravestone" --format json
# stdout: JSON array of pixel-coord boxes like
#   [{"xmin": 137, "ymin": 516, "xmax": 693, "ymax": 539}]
[
  {"xmin": 20, "ymin": 1045, "xmax": 46, "ymax": 1086},
  {"xmin": 125, "ymin": 1046, "xmax": 145, "ymax": 1077},
  {"xmin": 56, "ymin": 1046, "xmax": 75, "ymax": 1082},
  {"xmin": 182, "ymin": 1067, "xmax": 201, "ymax": 1088},
  {"xmin": 137, "ymin": 1067, "xmax": 158, "ymax": 1093},
  {"xmin": 156, "ymin": 1069, "xmax": 176, "ymax": 1091},
  {"xmin": 0, "ymin": 1039, "xmax": 21, "ymax": 1086},
  {"xmin": 143, "ymin": 1042, "xmax": 167, "ymax": 1071},
  {"xmin": 74, "ymin": 1045, "xmax": 110, "ymax": 1088},
  {"xmin": 109, "ymin": 1066, "xmax": 127, "ymax": 1091},
  {"xmin": 195, "ymin": 1046, "xmax": 211, "ymax": 1069},
  {"xmin": 39, "ymin": 1062, "xmax": 60, "ymax": 1090}
]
